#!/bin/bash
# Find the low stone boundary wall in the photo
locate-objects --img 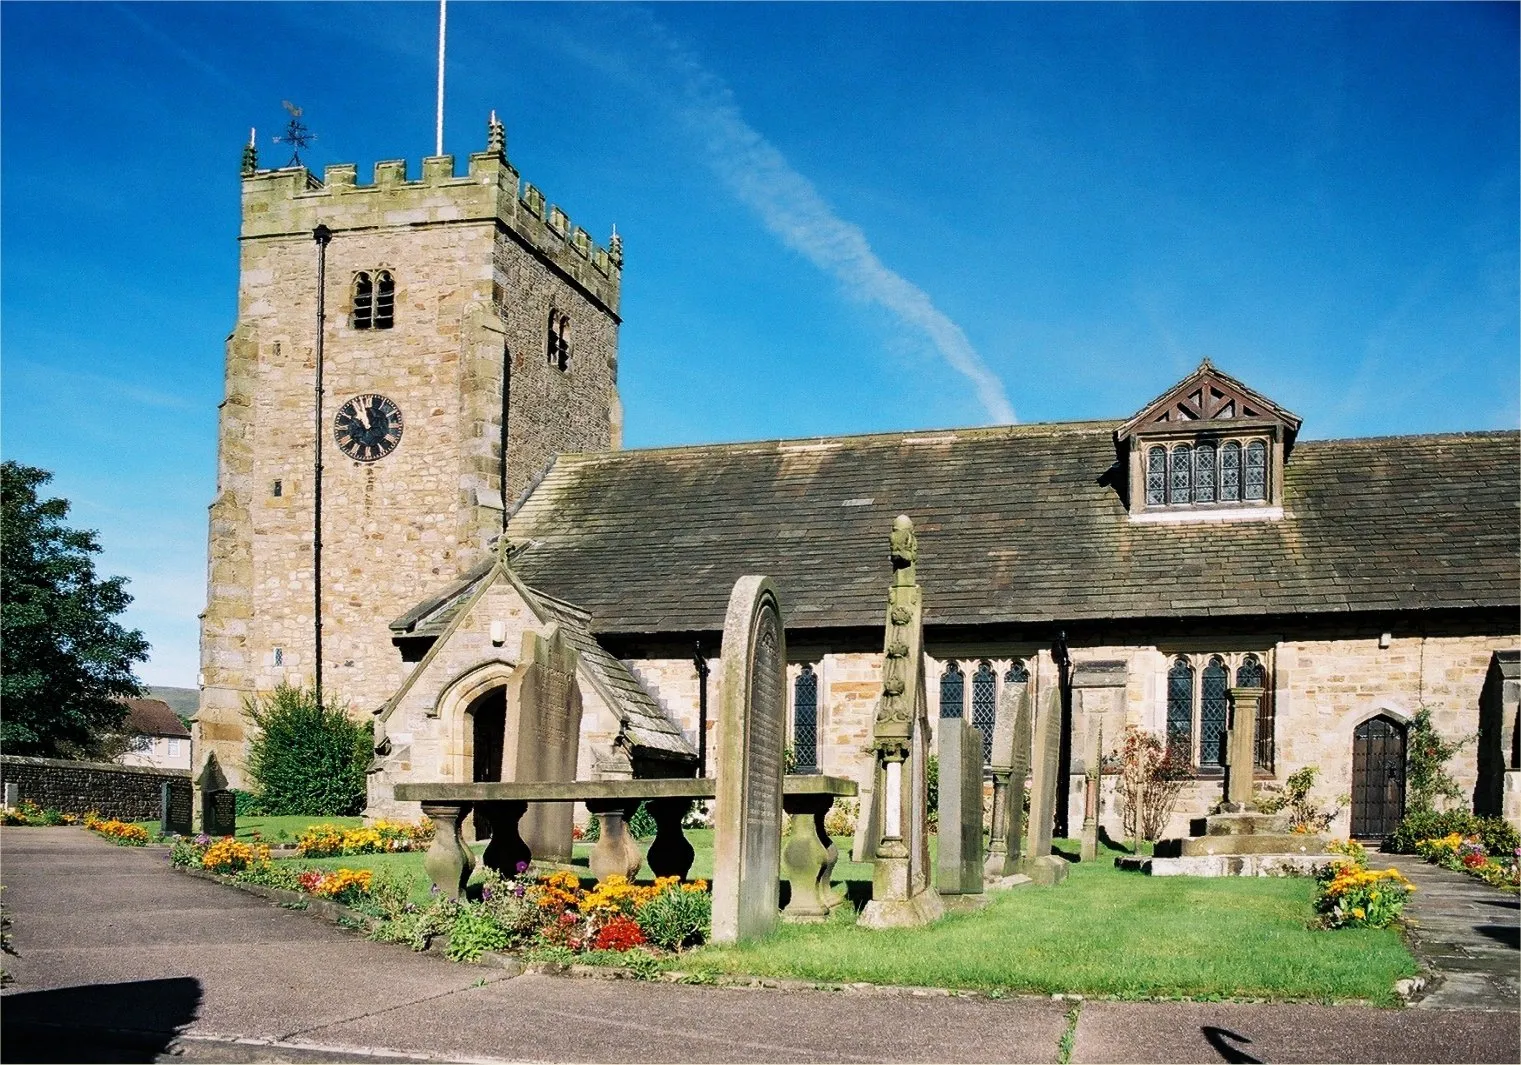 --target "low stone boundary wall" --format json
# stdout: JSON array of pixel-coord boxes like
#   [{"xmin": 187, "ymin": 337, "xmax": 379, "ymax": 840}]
[{"xmin": 0, "ymin": 754, "xmax": 191, "ymax": 821}]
